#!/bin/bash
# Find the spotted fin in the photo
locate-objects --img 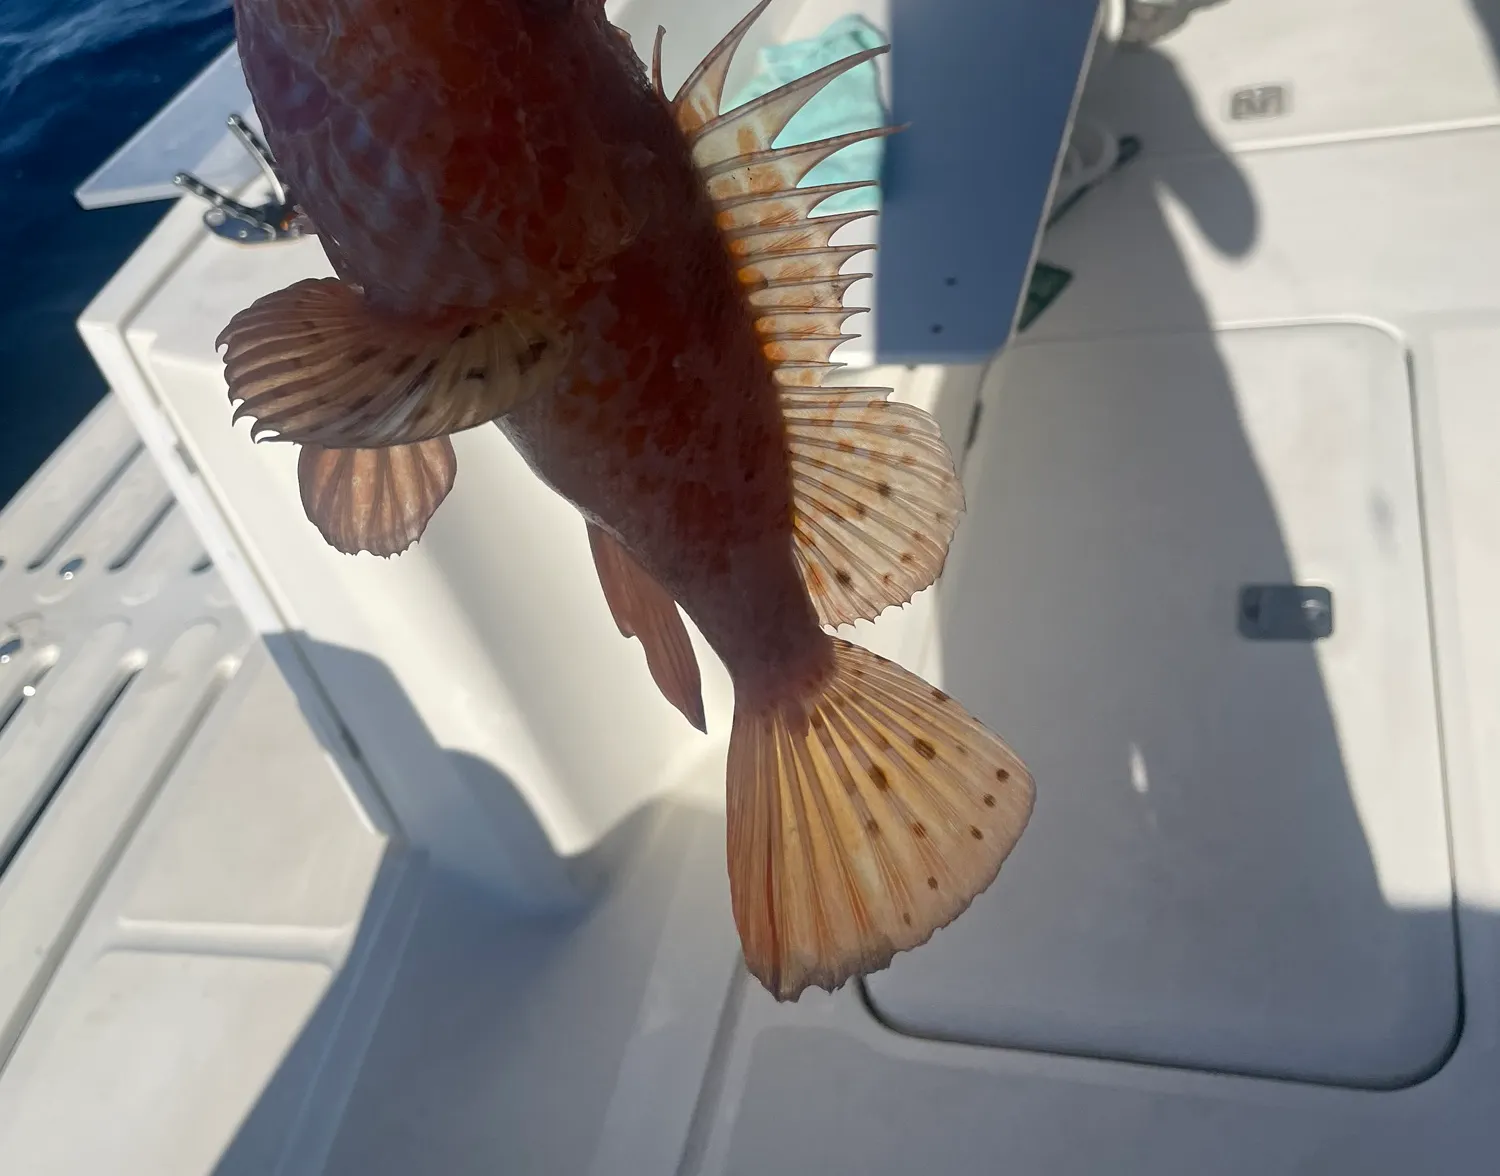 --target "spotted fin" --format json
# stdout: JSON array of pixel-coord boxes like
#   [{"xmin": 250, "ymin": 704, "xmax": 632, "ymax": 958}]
[
  {"xmin": 667, "ymin": 0, "xmax": 898, "ymax": 390},
  {"xmin": 727, "ymin": 636, "xmax": 1034, "ymax": 1001},
  {"xmin": 218, "ymin": 277, "xmax": 568, "ymax": 447},
  {"xmin": 297, "ymin": 438, "xmax": 456, "ymax": 557},
  {"xmin": 780, "ymin": 390, "xmax": 963, "ymax": 628},
  {"xmin": 666, "ymin": 6, "xmax": 959, "ymax": 626},
  {"xmin": 588, "ymin": 522, "xmax": 707, "ymax": 733}
]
